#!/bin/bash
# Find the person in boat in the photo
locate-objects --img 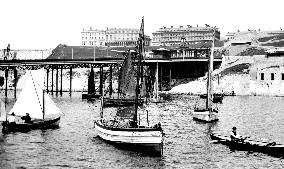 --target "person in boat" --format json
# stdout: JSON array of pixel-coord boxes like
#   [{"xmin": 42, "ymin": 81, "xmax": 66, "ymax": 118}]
[
  {"xmin": 7, "ymin": 112, "xmax": 16, "ymax": 124},
  {"xmin": 21, "ymin": 113, "xmax": 32, "ymax": 123},
  {"xmin": 154, "ymin": 122, "xmax": 162, "ymax": 130},
  {"xmin": 230, "ymin": 126, "xmax": 245, "ymax": 142}
]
